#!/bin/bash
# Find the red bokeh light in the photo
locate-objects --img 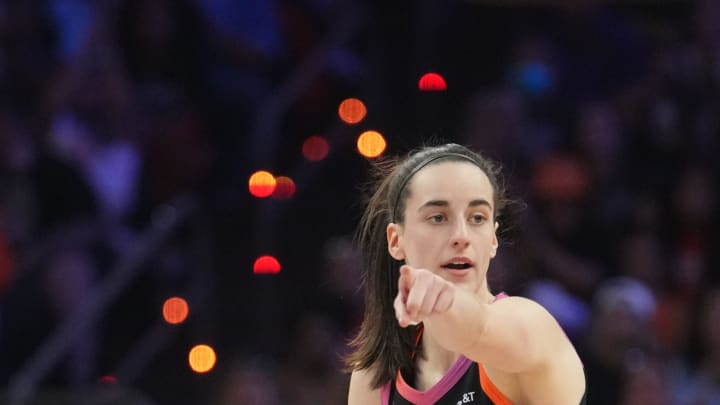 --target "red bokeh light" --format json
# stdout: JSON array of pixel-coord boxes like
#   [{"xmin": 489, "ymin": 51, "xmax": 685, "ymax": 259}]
[
  {"xmin": 302, "ymin": 136, "xmax": 330, "ymax": 162},
  {"xmin": 418, "ymin": 72, "xmax": 447, "ymax": 91},
  {"xmin": 272, "ymin": 176, "xmax": 296, "ymax": 200},
  {"xmin": 99, "ymin": 375, "xmax": 117, "ymax": 383},
  {"xmin": 253, "ymin": 255, "xmax": 281, "ymax": 275}
]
